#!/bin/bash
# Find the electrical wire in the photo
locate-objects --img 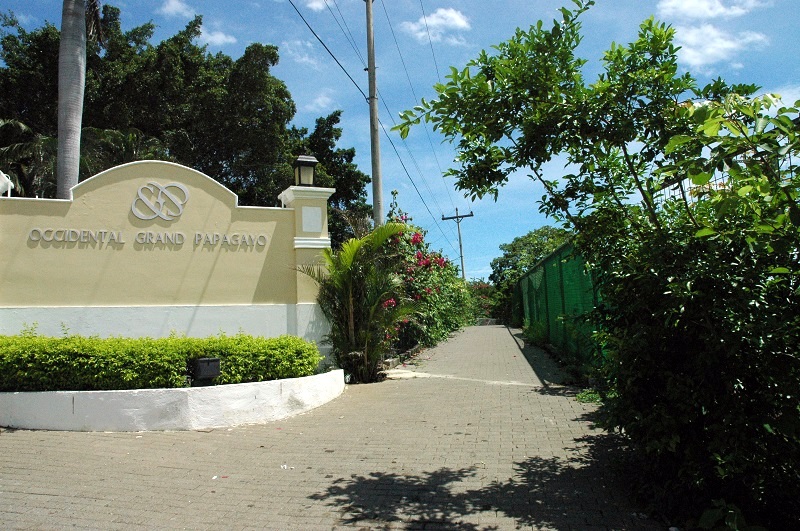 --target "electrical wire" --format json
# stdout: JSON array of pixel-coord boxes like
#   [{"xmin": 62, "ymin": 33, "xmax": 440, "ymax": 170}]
[
  {"xmin": 287, "ymin": 0, "xmax": 368, "ymax": 101},
  {"xmin": 324, "ymin": 0, "xmax": 366, "ymax": 68},
  {"xmin": 418, "ymin": 0, "xmax": 442, "ymax": 83},
  {"xmin": 287, "ymin": 0, "xmax": 459, "ymax": 254},
  {"xmin": 378, "ymin": 0, "xmax": 460, "ymax": 215},
  {"xmin": 377, "ymin": 118, "xmax": 459, "ymax": 255}
]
